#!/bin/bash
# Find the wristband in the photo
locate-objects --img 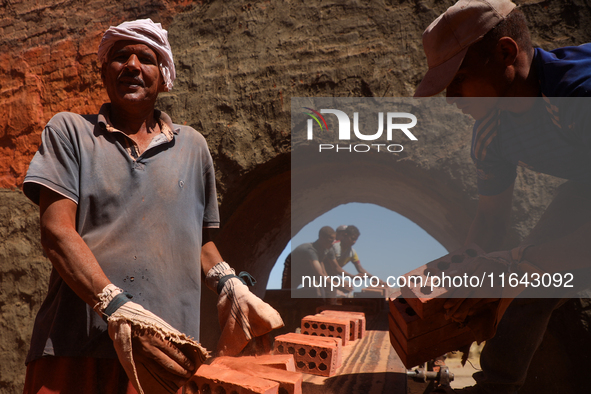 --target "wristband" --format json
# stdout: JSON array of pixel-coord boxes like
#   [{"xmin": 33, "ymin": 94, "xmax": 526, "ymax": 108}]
[
  {"xmin": 216, "ymin": 271, "xmax": 257, "ymax": 295},
  {"xmin": 103, "ymin": 292, "xmax": 134, "ymax": 321},
  {"xmin": 94, "ymin": 283, "xmax": 133, "ymax": 322}
]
